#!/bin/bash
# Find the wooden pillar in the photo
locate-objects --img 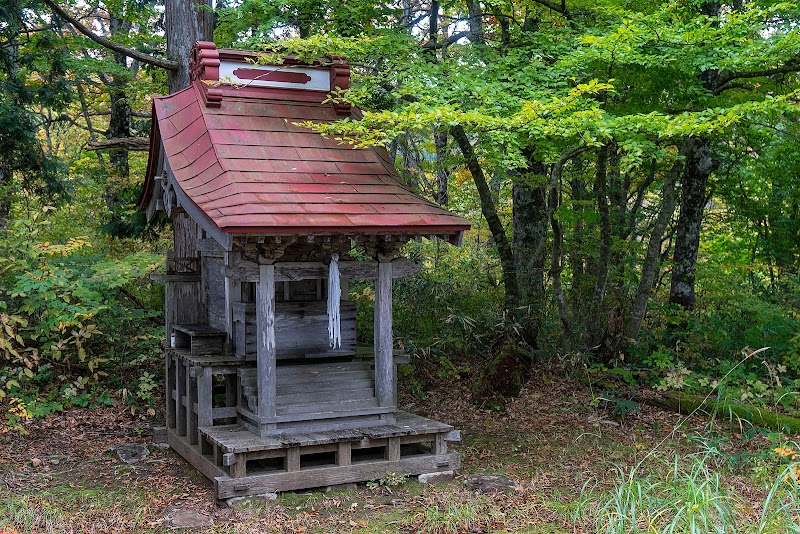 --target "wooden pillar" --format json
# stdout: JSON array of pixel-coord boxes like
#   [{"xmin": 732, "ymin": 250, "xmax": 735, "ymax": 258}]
[
  {"xmin": 224, "ymin": 251, "xmax": 241, "ymax": 354},
  {"xmin": 374, "ymin": 261, "xmax": 395, "ymax": 408},
  {"xmin": 165, "ymin": 353, "xmax": 176, "ymax": 429},
  {"xmin": 197, "ymin": 366, "xmax": 213, "ymax": 449},
  {"xmin": 257, "ymin": 264, "xmax": 277, "ymax": 419}
]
